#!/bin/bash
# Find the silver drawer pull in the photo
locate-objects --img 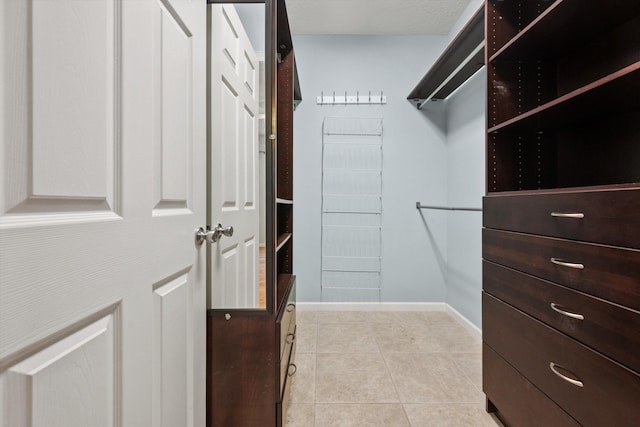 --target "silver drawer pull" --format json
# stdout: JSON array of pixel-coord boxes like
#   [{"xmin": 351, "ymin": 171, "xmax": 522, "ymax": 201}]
[
  {"xmin": 550, "ymin": 258, "xmax": 584, "ymax": 270},
  {"xmin": 286, "ymin": 303, "xmax": 295, "ymax": 312},
  {"xmin": 285, "ymin": 332, "xmax": 296, "ymax": 344},
  {"xmin": 551, "ymin": 212, "xmax": 584, "ymax": 219},
  {"xmin": 549, "ymin": 362, "xmax": 583, "ymax": 388},
  {"xmin": 550, "ymin": 303, "xmax": 584, "ymax": 320},
  {"xmin": 288, "ymin": 363, "xmax": 297, "ymax": 376}
]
